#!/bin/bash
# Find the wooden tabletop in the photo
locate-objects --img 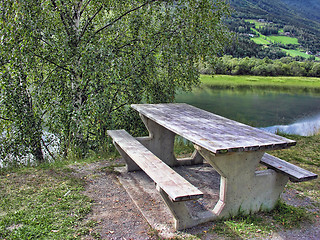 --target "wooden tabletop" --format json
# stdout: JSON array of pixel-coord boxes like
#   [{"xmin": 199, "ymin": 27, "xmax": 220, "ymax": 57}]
[{"xmin": 131, "ymin": 103, "xmax": 296, "ymax": 155}]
